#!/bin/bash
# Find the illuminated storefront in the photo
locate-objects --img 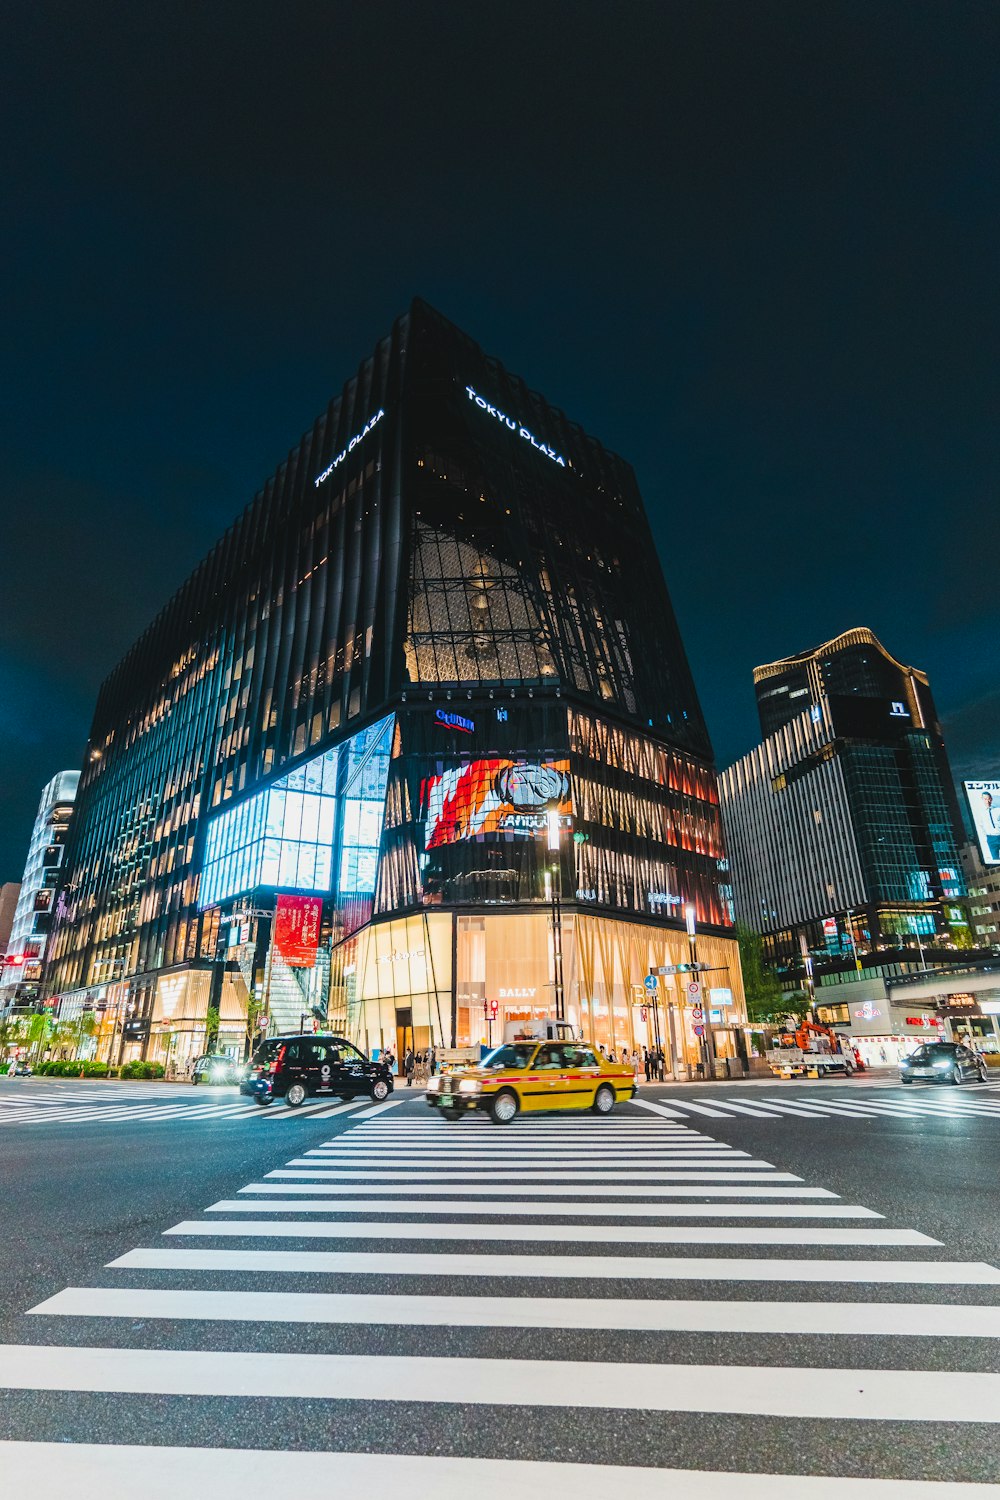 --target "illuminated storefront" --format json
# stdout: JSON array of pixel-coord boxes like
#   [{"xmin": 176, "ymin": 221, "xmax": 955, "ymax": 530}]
[{"xmin": 45, "ymin": 301, "xmax": 744, "ymax": 1055}]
